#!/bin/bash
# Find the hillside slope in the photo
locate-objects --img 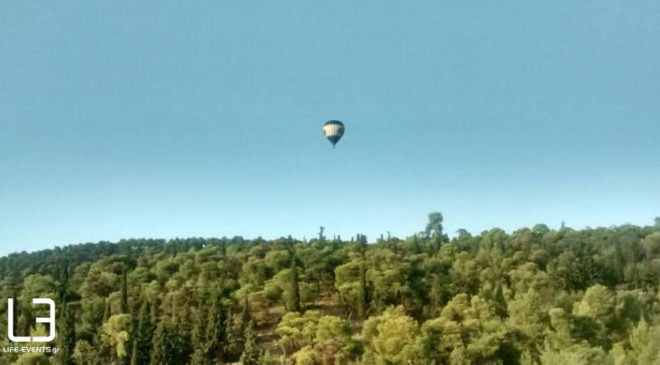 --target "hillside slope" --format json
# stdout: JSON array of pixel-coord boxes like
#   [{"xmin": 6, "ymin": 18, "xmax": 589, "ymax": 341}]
[{"xmin": 2, "ymin": 221, "xmax": 660, "ymax": 364}]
